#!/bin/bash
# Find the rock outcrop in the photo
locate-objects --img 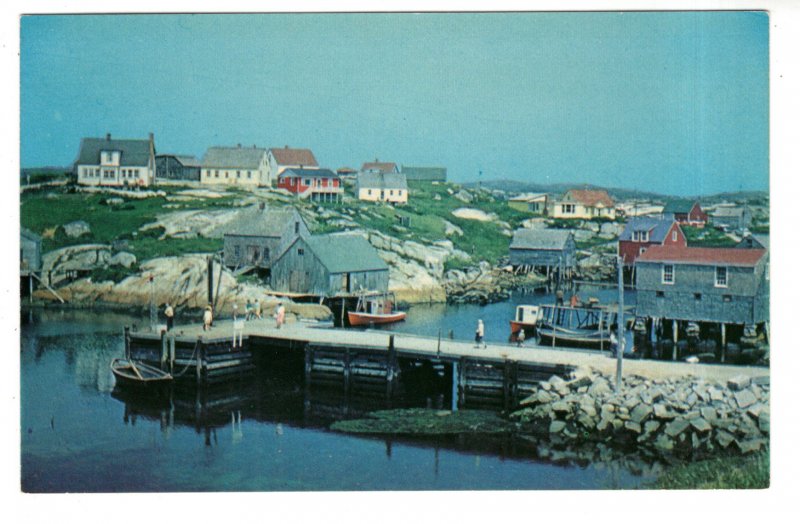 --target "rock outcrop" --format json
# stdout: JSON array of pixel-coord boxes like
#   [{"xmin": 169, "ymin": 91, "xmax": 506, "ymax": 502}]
[{"xmin": 510, "ymin": 368, "xmax": 770, "ymax": 459}]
